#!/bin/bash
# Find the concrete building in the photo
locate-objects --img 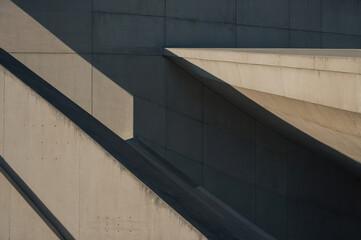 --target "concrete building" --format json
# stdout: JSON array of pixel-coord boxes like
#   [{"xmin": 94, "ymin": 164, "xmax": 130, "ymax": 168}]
[{"xmin": 1, "ymin": 0, "xmax": 361, "ymax": 239}]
